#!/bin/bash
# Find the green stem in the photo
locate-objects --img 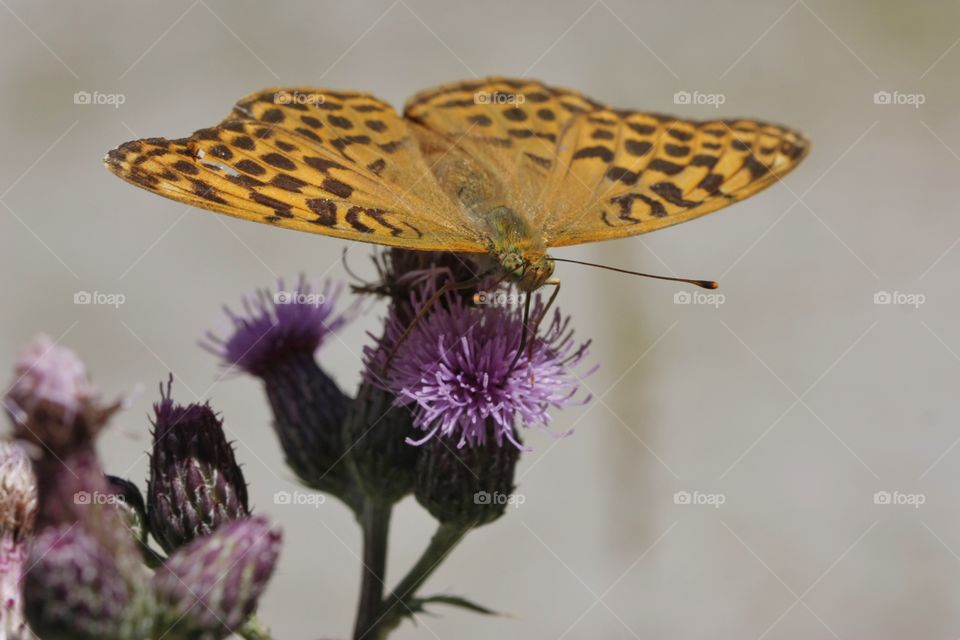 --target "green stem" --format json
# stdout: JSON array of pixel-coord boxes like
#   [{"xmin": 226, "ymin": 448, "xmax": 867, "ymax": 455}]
[
  {"xmin": 375, "ymin": 523, "xmax": 471, "ymax": 637},
  {"xmin": 352, "ymin": 501, "xmax": 393, "ymax": 640},
  {"xmin": 237, "ymin": 615, "xmax": 273, "ymax": 640}
]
